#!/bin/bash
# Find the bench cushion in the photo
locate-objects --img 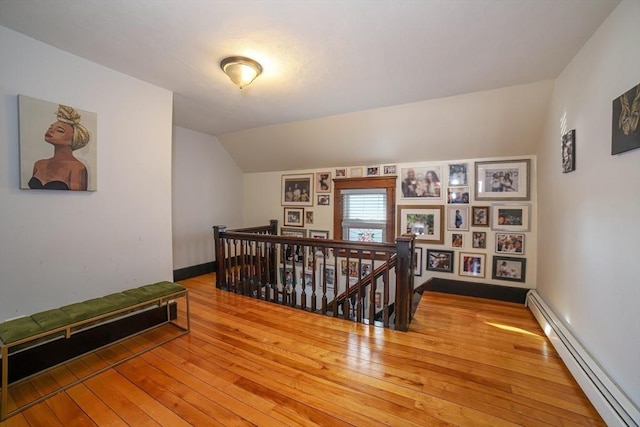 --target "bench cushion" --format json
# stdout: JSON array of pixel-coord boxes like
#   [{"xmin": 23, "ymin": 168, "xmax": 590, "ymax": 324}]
[
  {"xmin": 31, "ymin": 309, "xmax": 72, "ymax": 331},
  {"xmin": 1, "ymin": 281, "xmax": 185, "ymax": 345},
  {"xmin": 0, "ymin": 317, "xmax": 43, "ymax": 344}
]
